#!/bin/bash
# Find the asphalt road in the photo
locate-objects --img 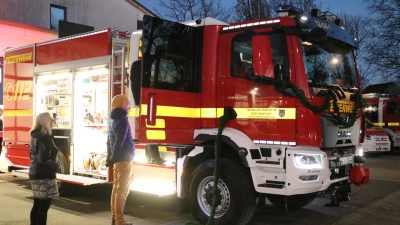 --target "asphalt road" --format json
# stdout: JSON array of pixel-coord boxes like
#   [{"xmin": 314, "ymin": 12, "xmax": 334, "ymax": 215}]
[{"xmin": 0, "ymin": 152, "xmax": 399, "ymax": 225}]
